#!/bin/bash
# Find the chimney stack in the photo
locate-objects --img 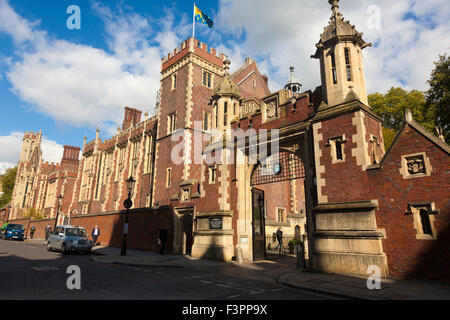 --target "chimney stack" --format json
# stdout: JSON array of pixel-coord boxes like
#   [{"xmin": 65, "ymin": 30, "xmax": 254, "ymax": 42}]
[
  {"xmin": 122, "ymin": 107, "xmax": 143, "ymax": 131},
  {"xmin": 62, "ymin": 145, "xmax": 81, "ymax": 163}
]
